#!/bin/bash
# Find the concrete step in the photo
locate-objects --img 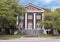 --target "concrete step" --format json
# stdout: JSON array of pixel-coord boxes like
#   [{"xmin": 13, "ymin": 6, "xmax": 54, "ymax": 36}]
[{"xmin": 23, "ymin": 35, "xmax": 38, "ymax": 37}]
